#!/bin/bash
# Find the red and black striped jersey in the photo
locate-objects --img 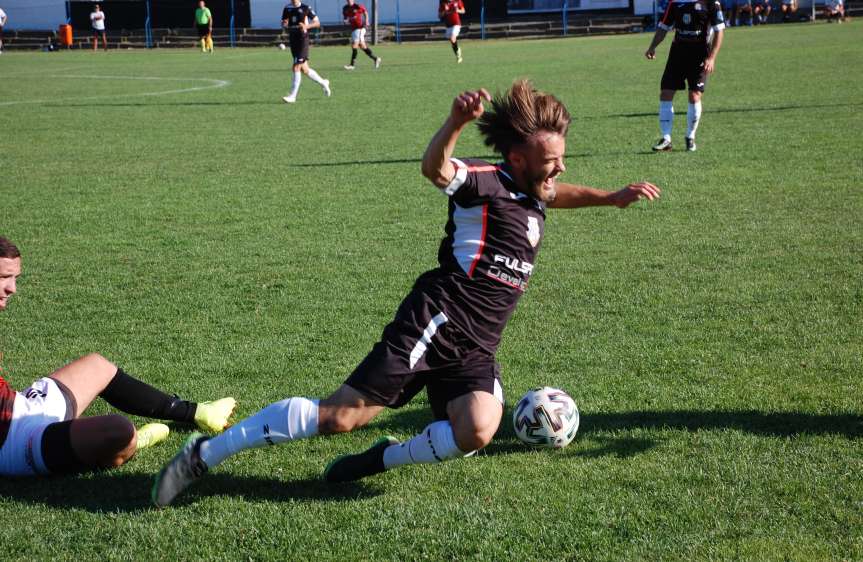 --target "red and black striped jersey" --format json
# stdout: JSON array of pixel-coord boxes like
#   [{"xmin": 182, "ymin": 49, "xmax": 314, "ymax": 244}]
[
  {"xmin": 343, "ymin": 3, "xmax": 367, "ymax": 29},
  {"xmin": 0, "ymin": 376, "xmax": 15, "ymax": 449},
  {"xmin": 417, "ymin": 158, "xmax": 545, "ymax": 353},
  {"xmin": 439, "ymin": 0, "xmax": 464, "ymax": 27},
  {"xmin": 659, "ymin": 0, "xmax": 726, "ymax": 44}
]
